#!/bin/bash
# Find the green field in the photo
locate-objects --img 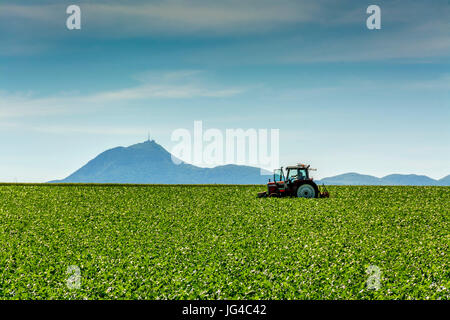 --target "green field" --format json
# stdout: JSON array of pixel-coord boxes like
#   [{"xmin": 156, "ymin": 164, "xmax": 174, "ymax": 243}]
[{"xmin": 0, "ymin": 184, "xmax": 448, "ymax": 299}]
